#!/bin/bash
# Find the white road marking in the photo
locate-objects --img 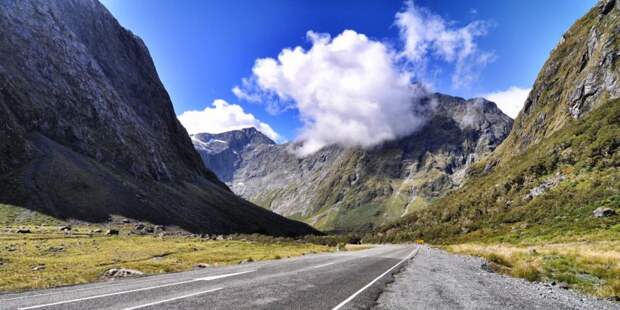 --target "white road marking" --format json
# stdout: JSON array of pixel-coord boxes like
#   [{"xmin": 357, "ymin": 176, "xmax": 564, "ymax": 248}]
[
  {"xmin": 195, "ymin": 269, "xmax": 255, "ymax": 281},
  {"xmin": 331, "ymin": 247, "xmax": 419, "ymax": 310},
  {"xmin": 1, "ymin": 275, "xmax": 192, "ymax": 302},
  {"xmin": 121, "ymin": 287, "xmax": 223, "ymax": 310},
  {"xmin": 312, "ymin": 262, "xmax": 337, "ymax": 269},
  {"xmin": 18, "ymin": 270, "xmax": 255, "ymax": 310}
]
